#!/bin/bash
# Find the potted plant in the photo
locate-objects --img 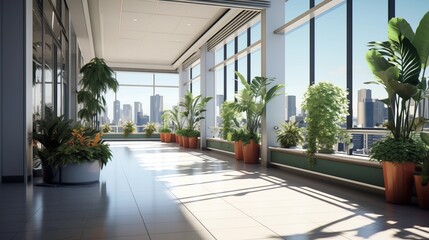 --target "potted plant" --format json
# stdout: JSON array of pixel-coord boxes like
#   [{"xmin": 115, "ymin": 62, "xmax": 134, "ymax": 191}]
[
  {"xmin": 233, "ymin": 72, "xmax": 284, "ymax": 164},
  {"xmin": 220, "ymin": 101, "xmax": 241, "ymax": 140},
  {"xmin": 160, "ymin": 112, "xmax": 172, "ymax": 142},
  {"xmin": 301, "ymin": 82, "xmax": 348, "ymax": 164},
  {"xmin": 181, "ymin": 129, "xmax": 190, "ymax": 148},
  {"xmin": 187, "ymin": 129, "xmax": 200, "ymax": 149},
  {"xmin": 143, "ymin": 122, "xmax": 157, "ymax": 137},
  {"xmin": 33, "ymin": 108, "xmax": 72, "ymax": 183},
  {"xmin": 179, "ymin": 91, "xmax": 212, "ymax": 149},
  {"xmin": 276, "ymin": 121, "xmax": 304, "ymax": 148},
  {"xmin": 366, "ymin": 12, "xmax": 429, "ymax": 204},
  {"xmin": 78, "ymin": 57, "xmax": 119, "ymax": 129},
  {"xmin": 48, "ymin": 127, "xmax": 112, "ymax": 184},
  {"xmin": 123, "ymin": 121, "xmax": 135, "ymax": 137},
  {"xmin": 101, "ymin": 124, "xmax": 111, "ymax": 133},
  {"xmin": 230, "ymin": 128, "xmax": 246, "ymax": 161},
  {"xmin": 168, "ymin": 106, "xmax": 185, "ymax": 144}
]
